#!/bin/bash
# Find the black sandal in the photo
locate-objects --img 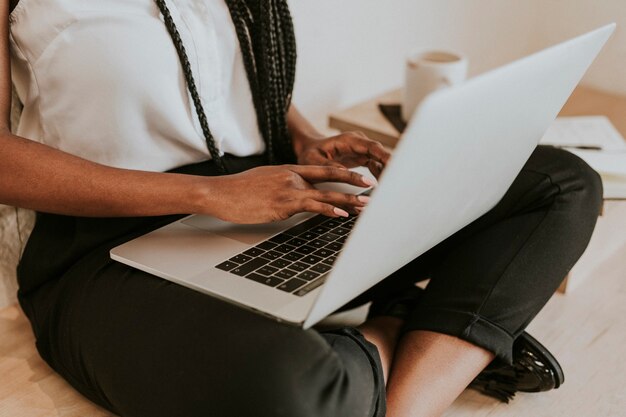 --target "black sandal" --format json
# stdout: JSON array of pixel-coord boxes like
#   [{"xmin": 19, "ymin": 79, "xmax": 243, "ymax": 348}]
[
  {"xmin": 468, "ymin": 332, "xmax": 564, "ymax": 403},
  {"xmin": 368, "ymin": 287, "xmax": 564, "ymax": 403}
]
